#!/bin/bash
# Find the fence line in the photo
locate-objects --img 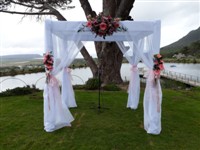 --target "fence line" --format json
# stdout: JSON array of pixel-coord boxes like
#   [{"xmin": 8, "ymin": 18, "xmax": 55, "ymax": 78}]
[
  {"xmin": 0, "ymin": 77, "xmax": 28, "ymax": 86},
  {"xmin": 138, "ymin": 69, "xmax": 200, "ymax": 87},
  {"xmin": 161, "ymin": 70, "xmax": 200, "ymax": 87},
  {"xmin": 0, "ymin": 74, "xmax": 85, "ymax": 92}
]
